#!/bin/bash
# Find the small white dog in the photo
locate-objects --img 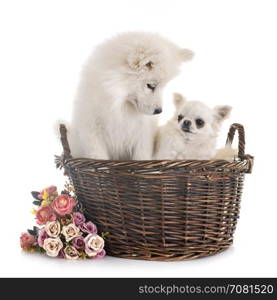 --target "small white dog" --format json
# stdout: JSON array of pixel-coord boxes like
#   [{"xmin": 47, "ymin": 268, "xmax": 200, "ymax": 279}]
[
  {"xmin": 154, "ymin": 93, "xmax": 232, "ymax": 160},
  {"xmin": 68, "ymin": 32, "xmax": 194, "ymax": 160}
]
